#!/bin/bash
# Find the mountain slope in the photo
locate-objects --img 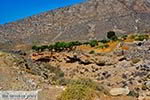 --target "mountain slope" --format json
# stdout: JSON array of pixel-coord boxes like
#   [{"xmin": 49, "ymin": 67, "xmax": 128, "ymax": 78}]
[{"xmin": 1, "ymin": 0, "xmax": 150, "ymax": 50}]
